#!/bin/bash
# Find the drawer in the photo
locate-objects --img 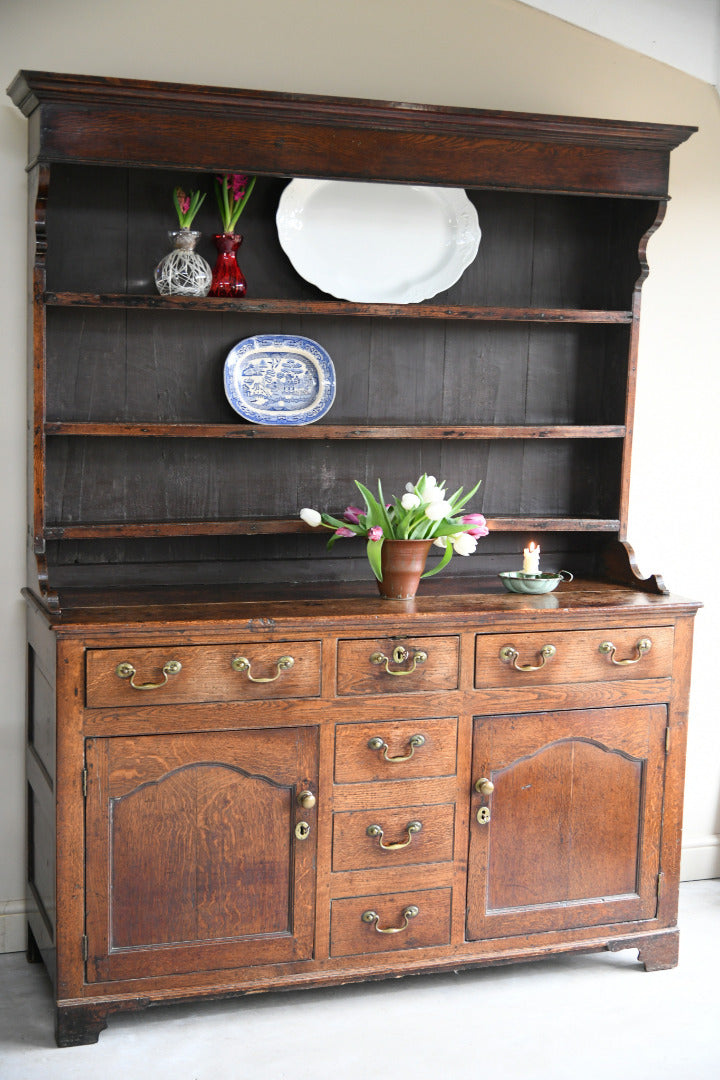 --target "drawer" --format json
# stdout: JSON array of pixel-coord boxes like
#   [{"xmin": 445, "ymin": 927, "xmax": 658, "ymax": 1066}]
[
  {"xmin": 85, "ymin": 641, "xmax": 322, "ymax": 707},
  {"xmin": 332, "ymin": 802, "xmax": 455, "ymax": 871},
  {"xmin": 330, "ymin": 887, "xmax": 452, "ymax": 957},
  {"xmin": 475, "ymin": 626, "xmax": 674, "ymax": 689},
  {"xmin": 334, "ymin": 716, "xmax": 458, "ymax": 783},
  {"xmin": 337, "ymin": 636, "xmax": 459, "ymax": 695}
]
